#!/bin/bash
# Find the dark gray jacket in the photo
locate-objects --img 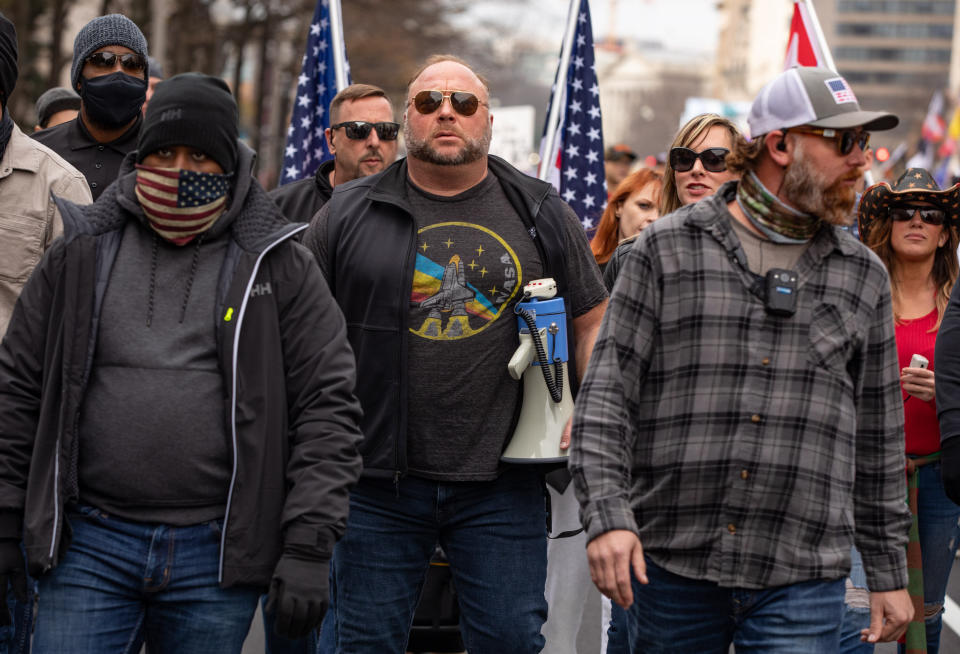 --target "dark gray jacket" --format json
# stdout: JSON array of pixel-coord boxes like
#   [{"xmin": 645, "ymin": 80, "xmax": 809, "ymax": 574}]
[{"xmin": 0, "ymin": 144, "xmax": 363, "ymax": 588}]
